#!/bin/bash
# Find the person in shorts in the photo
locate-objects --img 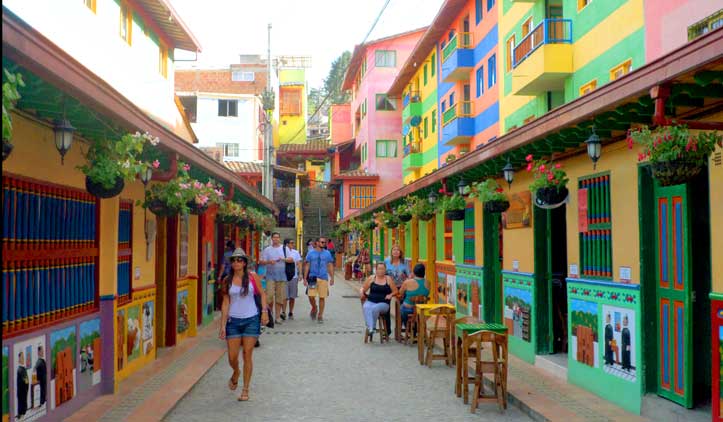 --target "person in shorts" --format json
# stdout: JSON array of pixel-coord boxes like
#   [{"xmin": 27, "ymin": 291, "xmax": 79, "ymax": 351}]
[
  {"xmin": 260, "ymin": 232, "xmax": 287, "ymax": 324},
  {"xmin": 282, "ymin": 239, "xmax": 303, "ymax": 320},
  {"xmin": 304, "ymin": 237, "xmax": 335, "ymax": 323}
]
